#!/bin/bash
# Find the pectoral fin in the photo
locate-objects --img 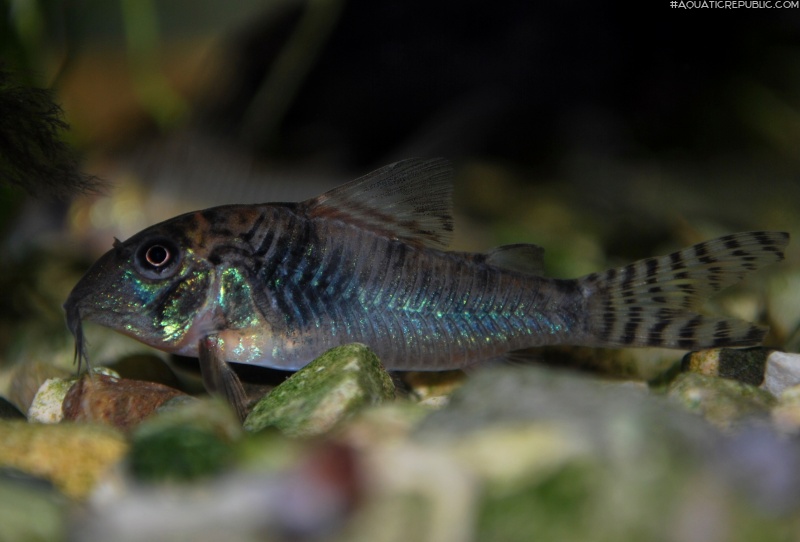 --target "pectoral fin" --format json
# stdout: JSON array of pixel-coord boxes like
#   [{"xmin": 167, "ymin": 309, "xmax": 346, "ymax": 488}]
[{"xmin": 198, "ymin": 335, "xmax": 249, "ymax": 422}]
